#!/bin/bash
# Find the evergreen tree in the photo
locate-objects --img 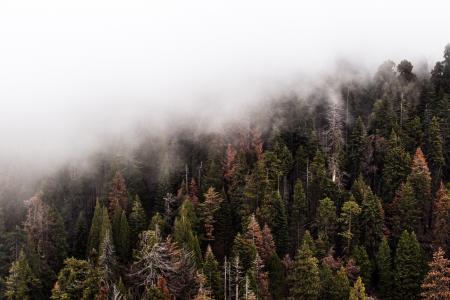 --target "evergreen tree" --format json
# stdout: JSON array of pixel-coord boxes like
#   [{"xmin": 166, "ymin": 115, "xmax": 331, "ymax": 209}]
[
  {"xmin": 98, "ymin": 229, "xmax": 116, "ymax": 299},
  {"xmin": 407, "ymin": 148, "xmax": 432, "ymax": 238},
  {"xmin": 397, "ymin": 181, "xmax": 420, "ymax": 231},
  {"xmin": 243, "ymin": 158, "xmax": 269, "ymax": 217},
  {"xmin": 50, "ymin": 258, "xmax": 99, "ymax": 300},
  {"xmin": 129, "ymin": 195, "xmax": 148, "ymax": 247},
  {"xmin": 432, "ymin": 182, "xmax": 450, "ymax": 252},
  {"xmin": 73, "ymin": 211, "xmax": 88, "ymax": 259},
  {"xmin": 421, "ymin": 247, "xmax": 450, "ymax": 300},
  {"xmin": 203, "ymin": 246, "xmax": 223, "ymax": 300},
  {"xmin": 108, "ymin": 170, "xmax": 129, "ymax": 215},
  {"xmin": 259, "ymin": 190, "xmax": 289, "ymax": 255},
  {"xmin": 266, "ymin": 253, "xmax": 285, "ymax": 300},
  {"xmin": 174, "ymin": 200, "xmax": 202, "ymax": 266},
  {"xmin": 352, "ymin": 245, "xmax": 373, "ymax": 289},
  {"xmin": 355, "ymin": 178, "xmax": 384, "ymax": 255},
  {"xmin": 232, "ymin": 232, "xmax": 257, "ymax": 273},
  {"xmin": 289, "ymin": 179, "xmax": 307, "ymax": 251},
  {"xmin": 319, "ymin": 264, "xmax": 337, "ymax": 300},
  {"xmin": 375, "ymin": 236, "xmax": 393, "ymax": 299},
  {"xmin": 5, "ymin": 250, "xmax": 40, "ymax": 300},
  {"xmin": 113, "ymin": 209, "xmax": 130, "ymax": 262},
  {"xmin": 316, "ymin": 197, "xmax": 337, "ymax": 253},
  {"xmin": 346, "ymin": 116, "xmax": 368, "ymax": 184},
  {"xmin": 98, "ymin": 206, "xmax": 112, "ymax": 254},
  {"xmin": 349, "ymin": 277, "xmax": 367, "ymax": 300},
  {"xmin": 339, "ymin": 197, "xmax": 361, "ymax": 254},
  {"xmin": 87, "ymin": 199, "xmax": 103, "ymax": 255},
  {"xmin": 309, "ymin": 150, "xmax": 333, "ymax": 219},
  {"xmin": 394, "ymin": 231, "xmax": 424, "ymax": 300},
  {"xmin": 382, "ymin": 131, "xmax": 411, "ymax": 202},
  {"xmin": 426, "ymin": 116, "xmax": 445, "ymax": 190},
  {"xmin": 202, "ymin": 187, "xmax": 222, "ymax": 242},
  {"xmin": 335, "ymin": 266, "xmax": 351, "ymax": 300},
  {"xmin": 288, "ymin": 234, "xmax": 321, "ymax": 300},
  {"xmin": 369, "ymin": 97, "xmax": 397, "ymax": 138}
]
